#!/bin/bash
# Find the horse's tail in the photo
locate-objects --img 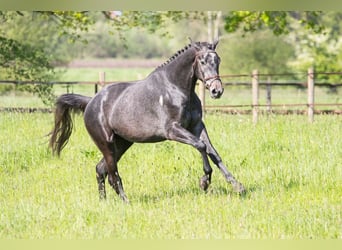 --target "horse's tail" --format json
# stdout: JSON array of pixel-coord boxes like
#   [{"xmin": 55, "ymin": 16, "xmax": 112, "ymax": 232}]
[{"xmin": 49, "ymin": 93, "xmax": 92, "ymax": 156}]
